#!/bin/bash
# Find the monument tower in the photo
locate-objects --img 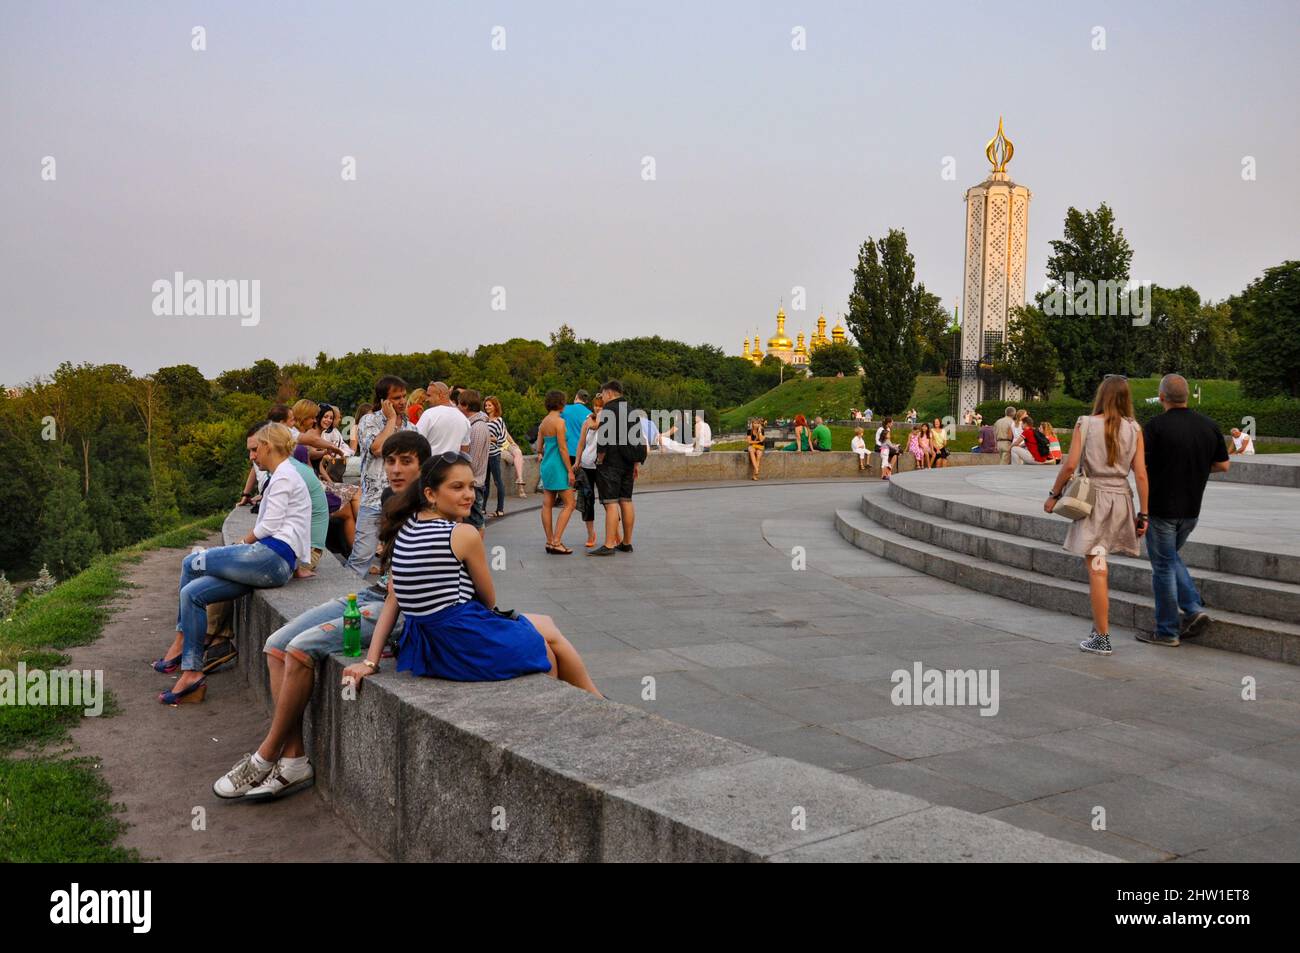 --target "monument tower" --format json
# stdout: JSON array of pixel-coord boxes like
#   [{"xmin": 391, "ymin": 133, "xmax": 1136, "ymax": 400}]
[{"xmin": 953, "ymin": 118, "xmax": 1031, "ymax": 419}]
